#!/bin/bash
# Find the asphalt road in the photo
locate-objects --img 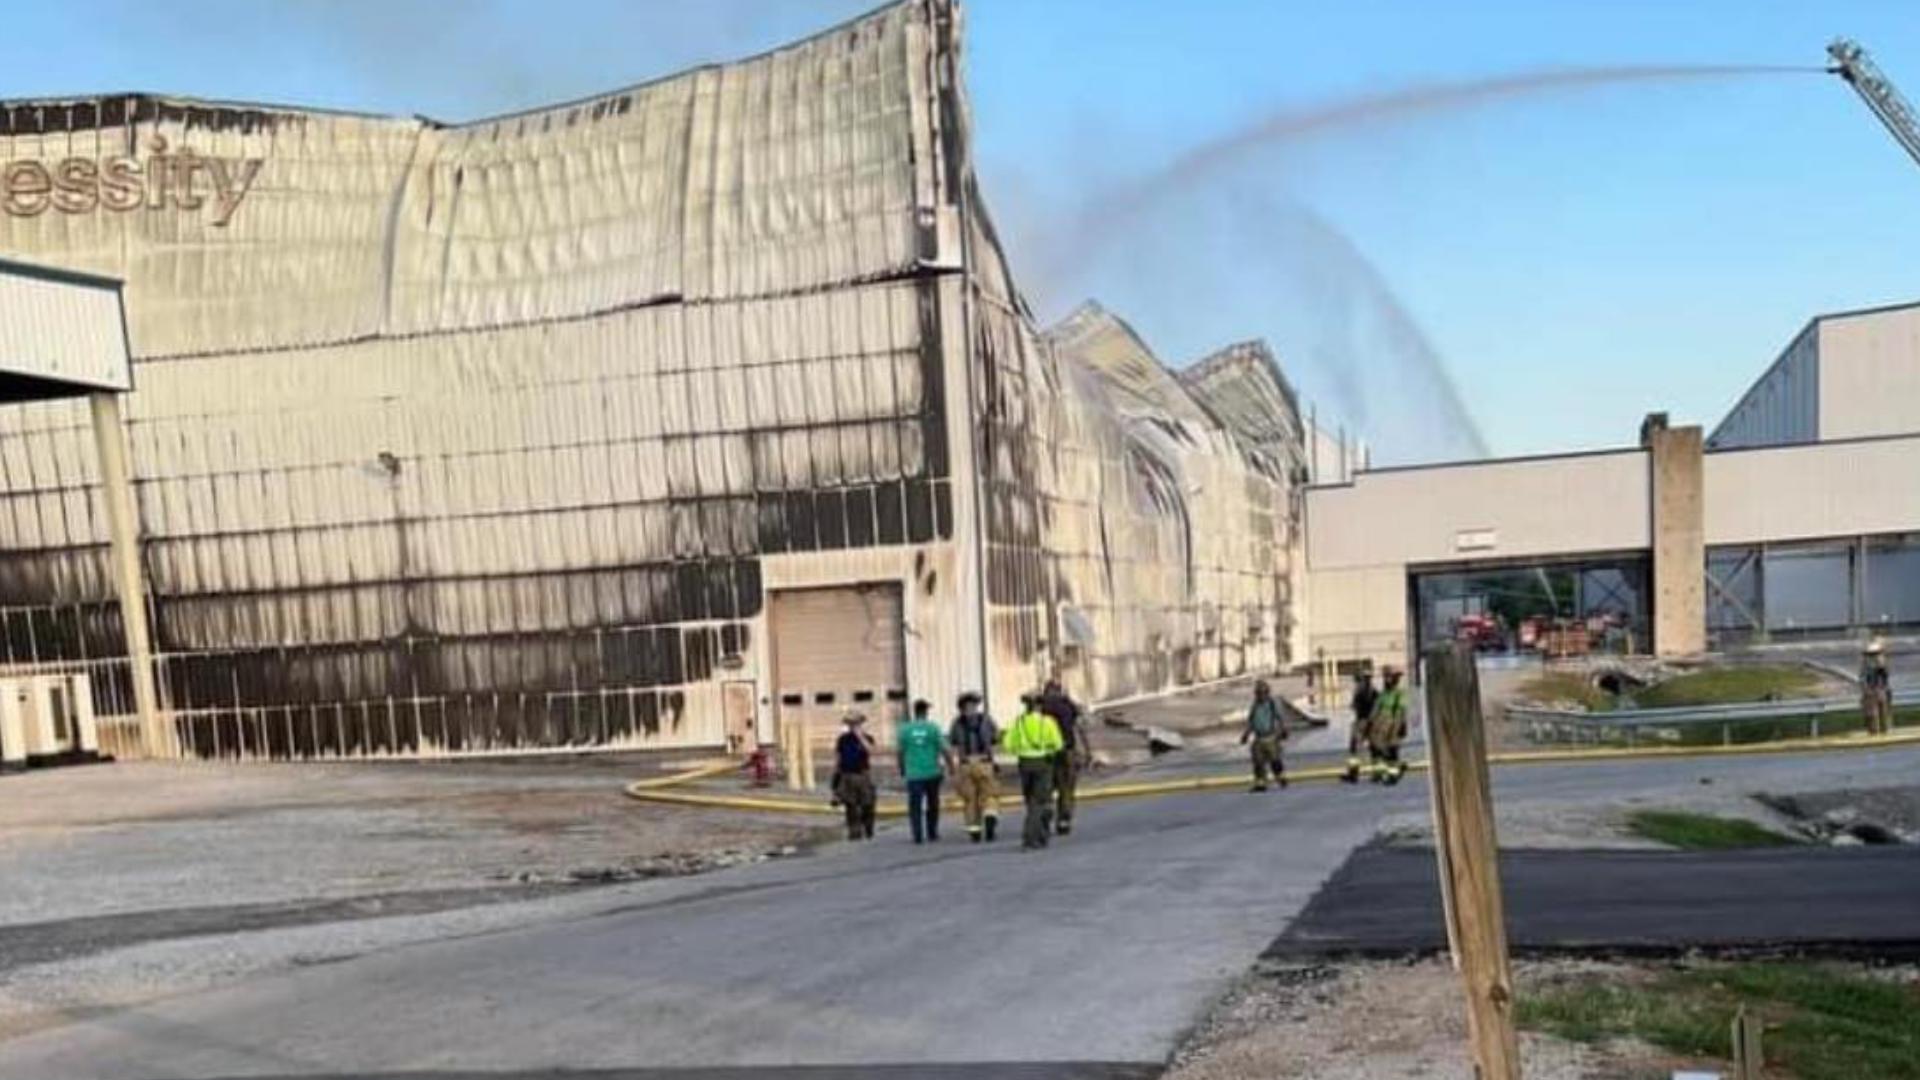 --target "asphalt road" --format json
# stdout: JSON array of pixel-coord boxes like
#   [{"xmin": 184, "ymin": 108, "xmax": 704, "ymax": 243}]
[
  {"xmin": 1272, "ymin": 843, "xmax": 1920, "ymax": 959},
  {"xmin": 7, "ymin": 745, "xmax": 1920, "ymax": 1080}
]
